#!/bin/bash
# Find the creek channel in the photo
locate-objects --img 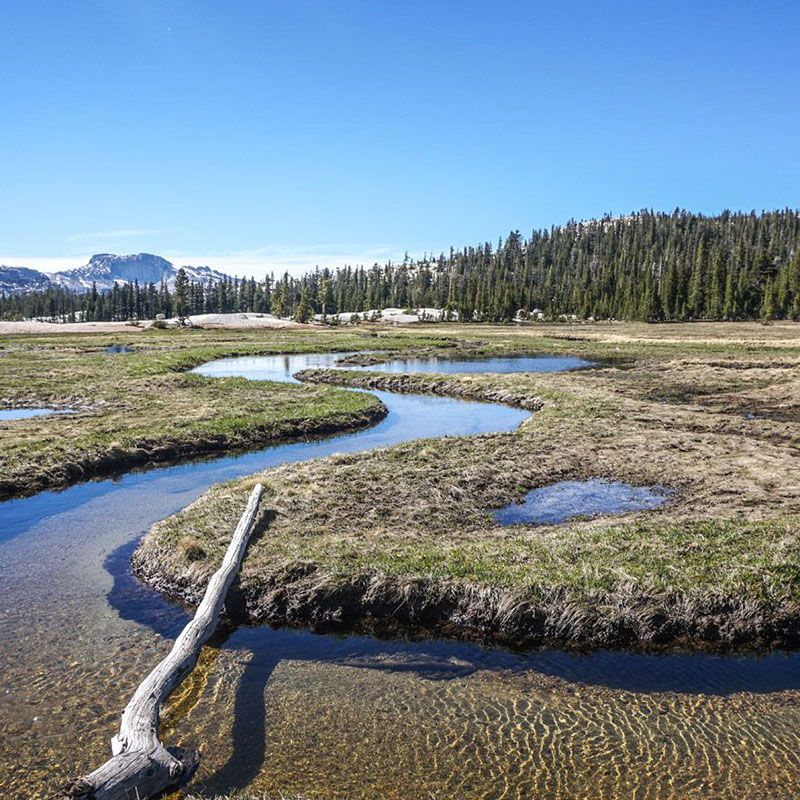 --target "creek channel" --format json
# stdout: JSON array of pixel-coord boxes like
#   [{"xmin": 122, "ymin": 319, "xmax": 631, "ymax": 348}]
[{"xmin": 1, "ymin": 352, "xmax": 797, "ymax": 798}]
